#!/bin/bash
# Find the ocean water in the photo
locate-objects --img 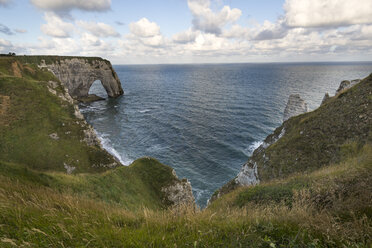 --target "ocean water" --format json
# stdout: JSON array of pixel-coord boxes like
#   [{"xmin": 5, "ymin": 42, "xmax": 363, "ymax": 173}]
[{"xmin": 79, "ymin": 62, "xmax": 372, "ymax": 207}]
